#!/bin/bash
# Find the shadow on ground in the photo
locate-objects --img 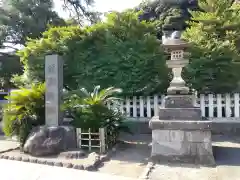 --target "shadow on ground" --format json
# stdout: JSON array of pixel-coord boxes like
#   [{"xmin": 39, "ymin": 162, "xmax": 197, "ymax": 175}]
[
  {"xmin": 212, "ymin": 135, "xmax": 240, "ymax": 166},
  {"xmin": 214, "ymin": 146, "xmax": 240, "ymax": 166},
  {"xmin": 213, "ymin": 135, "xmax": 240, "ymax": 167}
]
